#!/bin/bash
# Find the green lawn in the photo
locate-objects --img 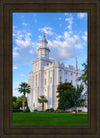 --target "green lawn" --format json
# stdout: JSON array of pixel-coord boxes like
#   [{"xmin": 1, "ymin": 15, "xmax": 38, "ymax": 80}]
[{"xmin": 13, "ymin": 112, "xmax": 88, "ymax": 126}]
